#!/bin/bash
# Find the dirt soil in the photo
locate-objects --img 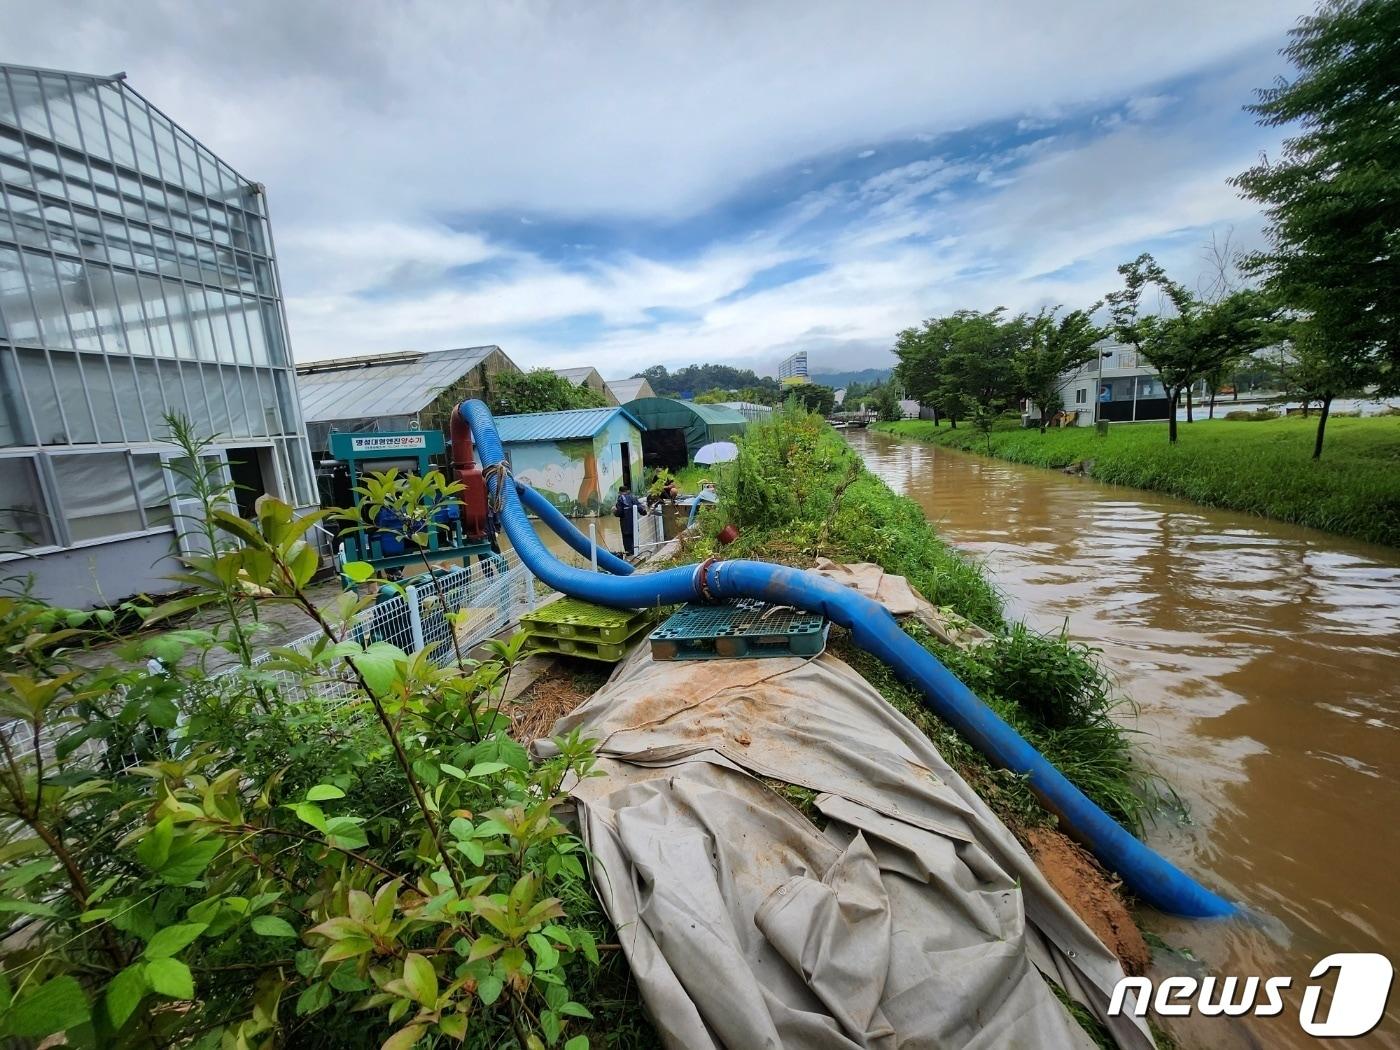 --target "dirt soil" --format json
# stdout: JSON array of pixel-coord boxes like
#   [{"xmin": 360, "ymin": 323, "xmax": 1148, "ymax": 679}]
[
  {"xmin": 509, "ymin": 660, "xmax": 605, "ymax": 745},
  {"xmin": 1024, "ymin": 826, "xmax": 1151, "ymax": 976}
]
